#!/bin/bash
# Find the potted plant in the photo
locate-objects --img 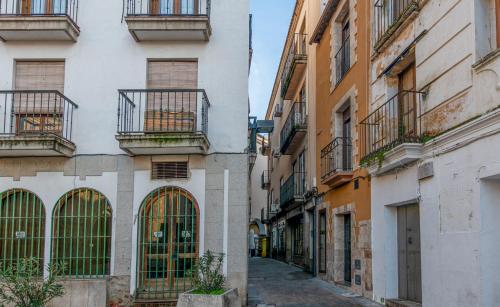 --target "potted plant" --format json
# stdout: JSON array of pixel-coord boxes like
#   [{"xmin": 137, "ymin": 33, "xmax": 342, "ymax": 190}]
[
  {"xmin": 177, "ymin": 250, "xmax": 240, "ymax": 307},
  {"xmin": 0, "ymin": 258, "xmax": 65, "ymax": 307}
]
